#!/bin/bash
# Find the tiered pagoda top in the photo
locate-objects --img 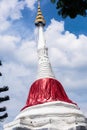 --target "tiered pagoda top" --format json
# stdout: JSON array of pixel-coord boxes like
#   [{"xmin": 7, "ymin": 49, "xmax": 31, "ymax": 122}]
[
  {"xmin": 22, "ymin": 0, "xmax": 76, "ymax": 110},
  {"xmin": 35, "ymin": 0, "xmax": 46, "ymax": 26}
]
